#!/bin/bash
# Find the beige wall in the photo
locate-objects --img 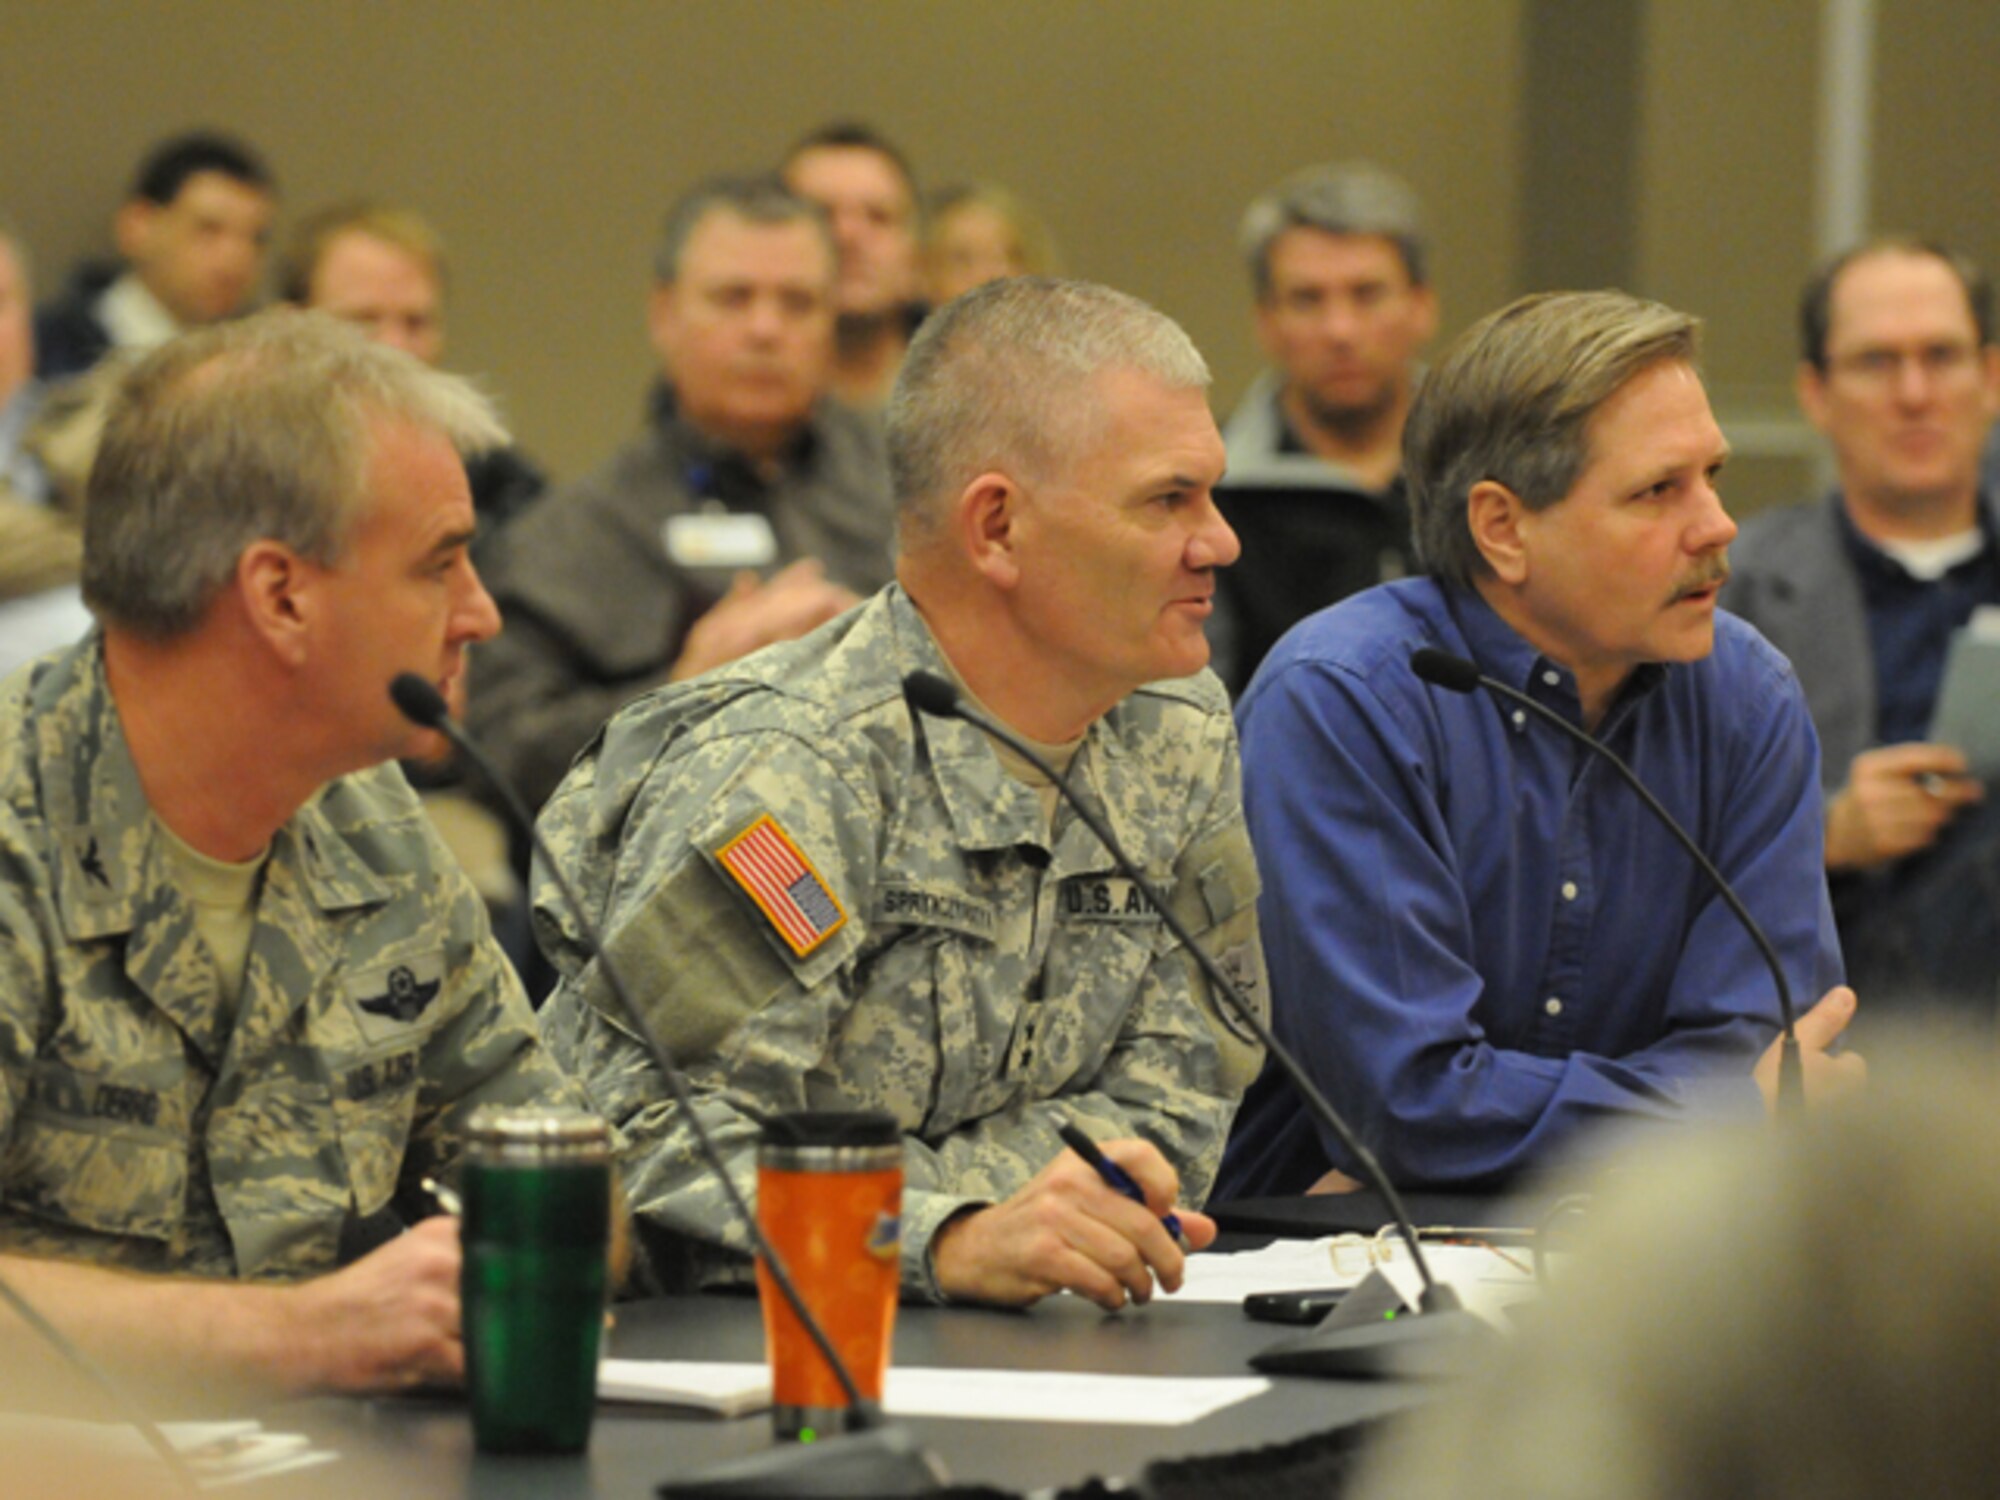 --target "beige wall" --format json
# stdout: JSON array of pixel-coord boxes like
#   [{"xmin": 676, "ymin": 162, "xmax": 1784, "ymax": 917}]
[
  {"xmin": 6, "ymin": 0, "xmax": 1523, "ymax": 483},
  {"xmin": 10, "ymin": 2, "xmax": 1997, "ymax": 512}
]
